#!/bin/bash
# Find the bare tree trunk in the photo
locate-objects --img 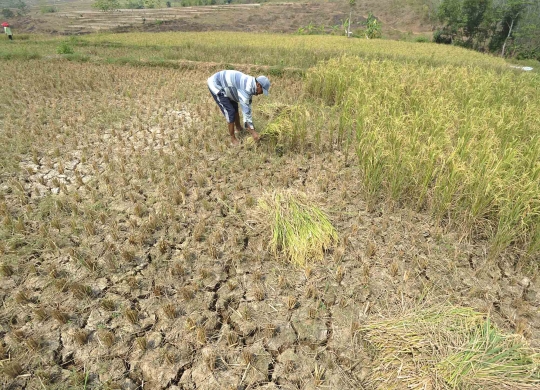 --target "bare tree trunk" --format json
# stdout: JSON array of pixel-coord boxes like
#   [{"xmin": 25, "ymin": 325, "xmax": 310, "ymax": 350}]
[
  {"xmin": 347, "ymin": 11, "xmax": 352, "ymax": 38},
  {"xmin": 501, "ymin": 18, "xmax": 514, "ymax": 57}
]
